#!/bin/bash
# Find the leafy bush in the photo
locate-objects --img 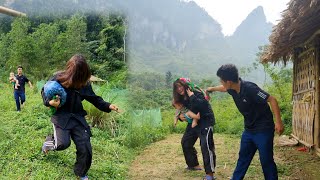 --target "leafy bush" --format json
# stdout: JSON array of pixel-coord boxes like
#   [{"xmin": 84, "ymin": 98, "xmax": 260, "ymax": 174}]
[
  {"xmin": 262, "ymin": 63, "xmax": 293, "ymax": 135},
  {"xmin": 123, "ymin": 125, "xmax": 168, "ymax": 148},
  {"xmin": 83, "ymin": 82, "xmax": 128, "ymax": 138},
  {"xmin": 211, "ymin": 94, "xmax": 244, "ymax": 135}
]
